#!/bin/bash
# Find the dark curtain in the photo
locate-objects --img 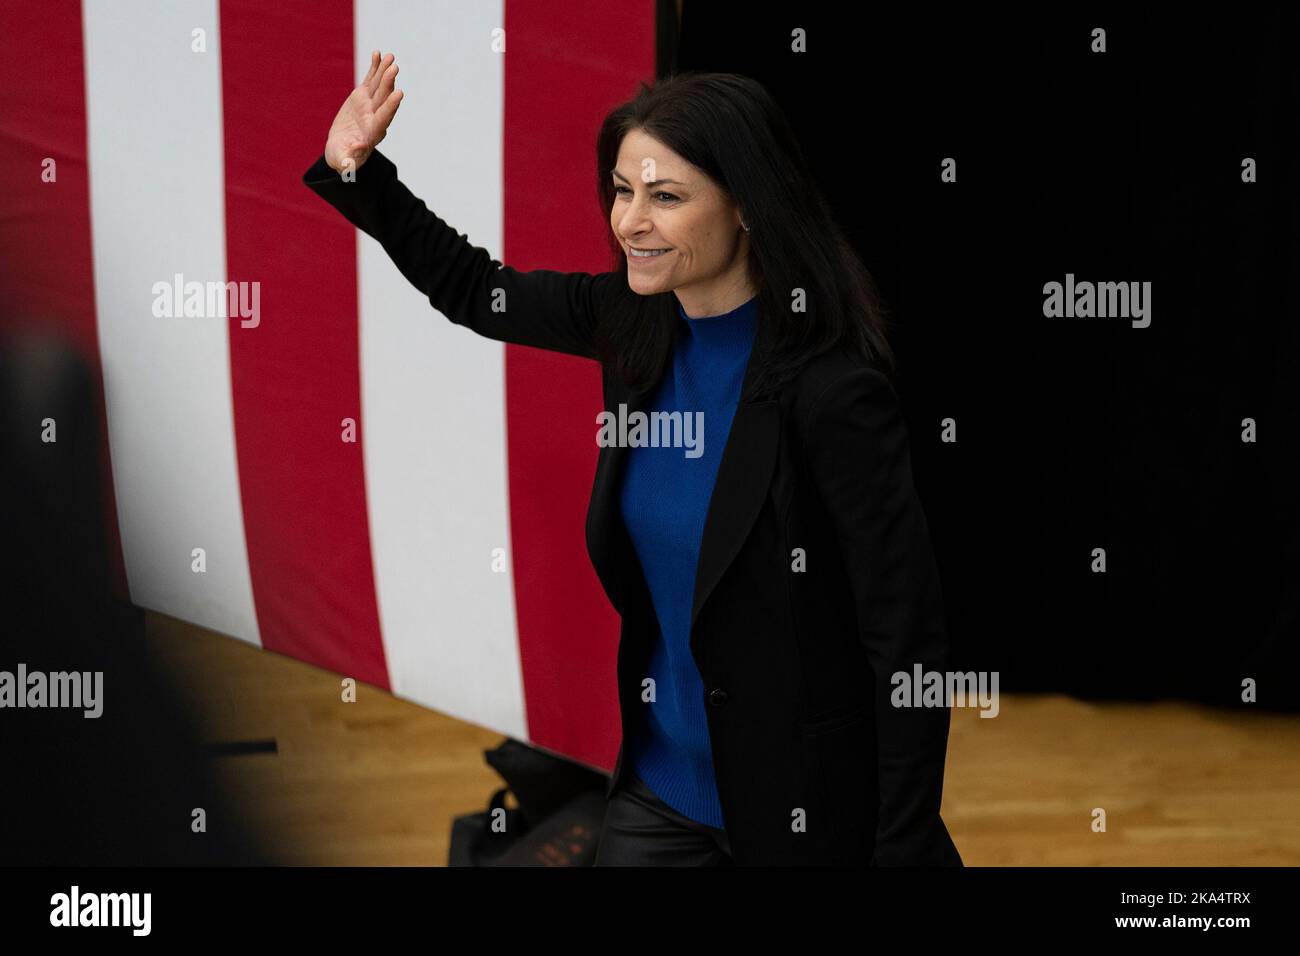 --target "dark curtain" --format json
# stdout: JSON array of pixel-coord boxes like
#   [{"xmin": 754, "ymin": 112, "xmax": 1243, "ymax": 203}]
[{"xmin": 670, "ymin": 4, "xmax": 1299, "ymax": 708}]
